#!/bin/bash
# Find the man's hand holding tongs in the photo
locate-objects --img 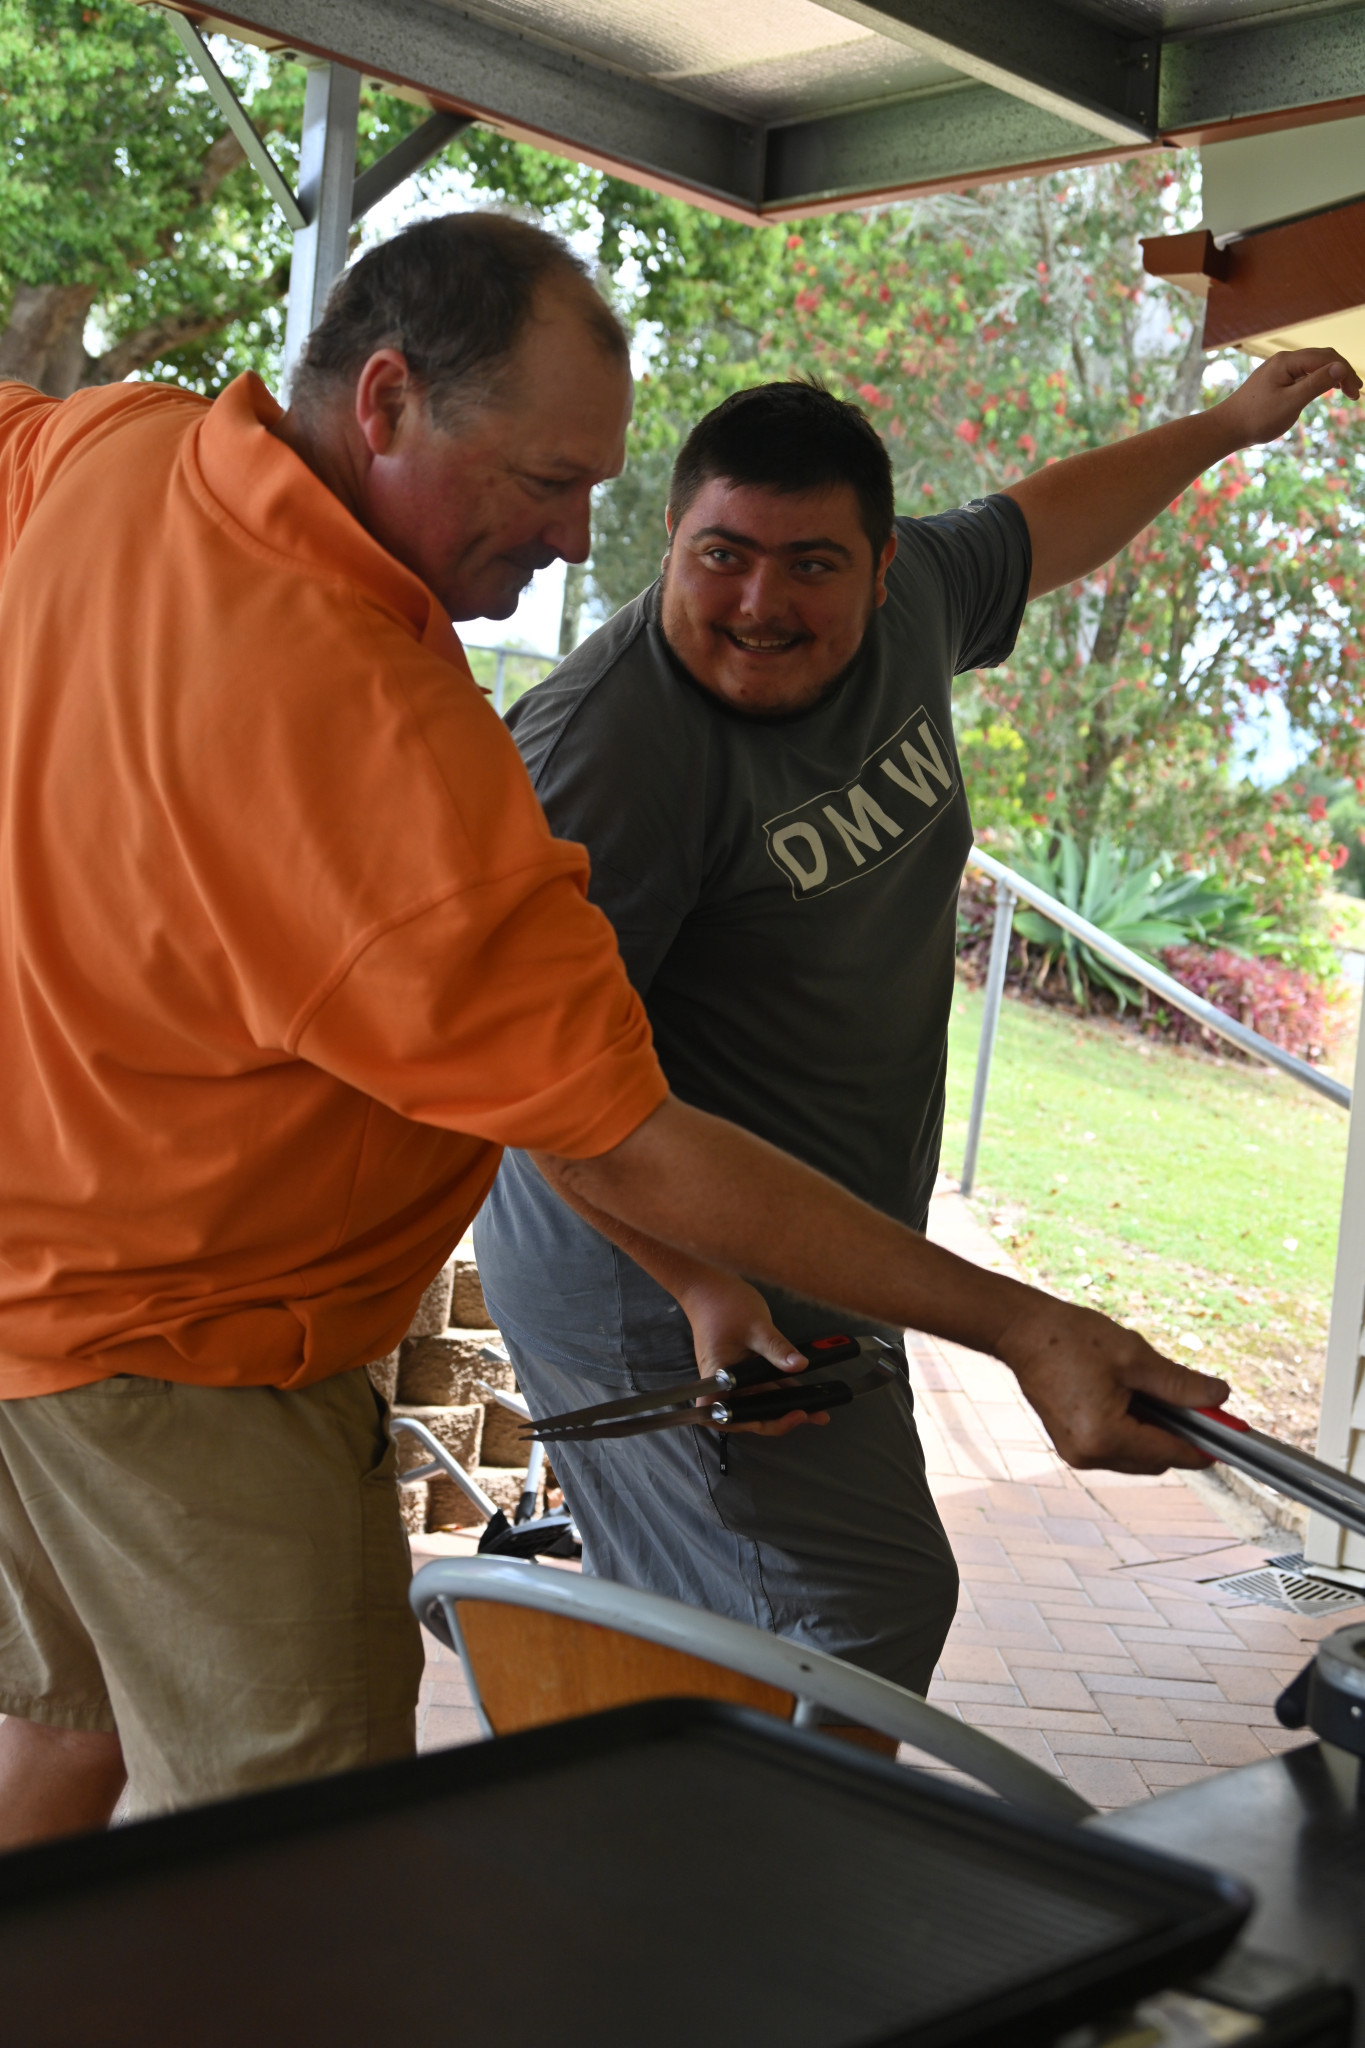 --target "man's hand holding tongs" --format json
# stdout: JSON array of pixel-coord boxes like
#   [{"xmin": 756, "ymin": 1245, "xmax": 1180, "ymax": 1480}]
[{"xmin": 670, "ymin": 1268, "xmax": 829, "ymax": 1437}]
